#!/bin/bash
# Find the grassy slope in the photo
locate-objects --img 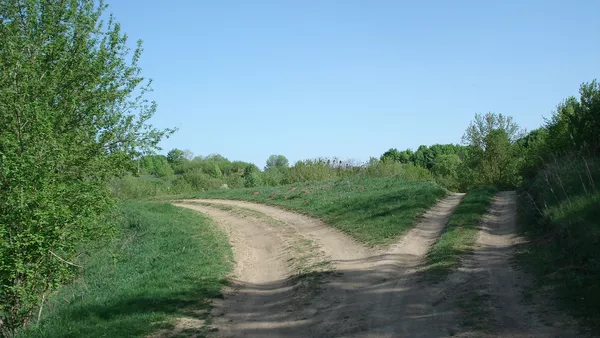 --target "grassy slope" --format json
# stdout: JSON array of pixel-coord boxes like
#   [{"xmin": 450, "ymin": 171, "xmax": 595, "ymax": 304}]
[
  {"xmin": 423, "ymin": 187, "xmax": 497, "ymax": 281},
  {"xmin": 20, "ymin": 201, "xmax": 231, "ymax": 338},
  {"xmin": 185, "ymin": 176, "xmax": 448, "ymax": 245},
  {"xmin": 516, "ymin": 156, "xmax": 600, "ymax": 334}
]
